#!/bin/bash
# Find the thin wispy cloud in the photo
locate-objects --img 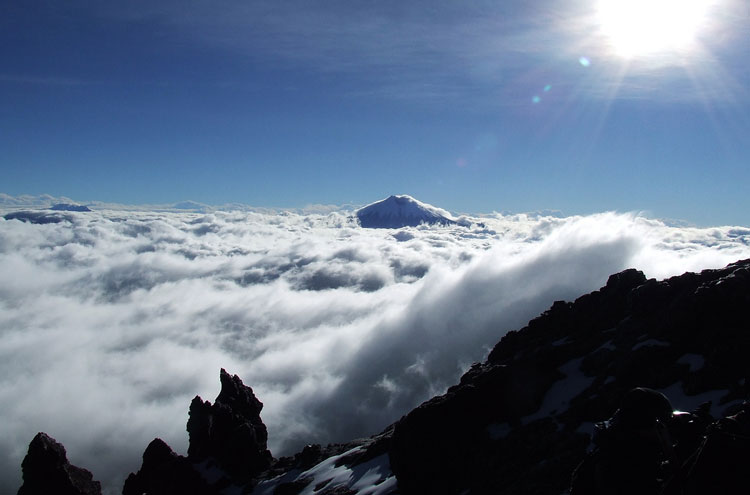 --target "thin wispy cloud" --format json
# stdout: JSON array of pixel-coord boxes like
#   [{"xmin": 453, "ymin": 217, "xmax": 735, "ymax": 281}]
[
  {"xmin": 0, "ymin": 74, "xmax": 97, "ymax": 86},
  {"xmin": 68, "ymin": 0, "xmax": 748, "ymax": 107}
]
